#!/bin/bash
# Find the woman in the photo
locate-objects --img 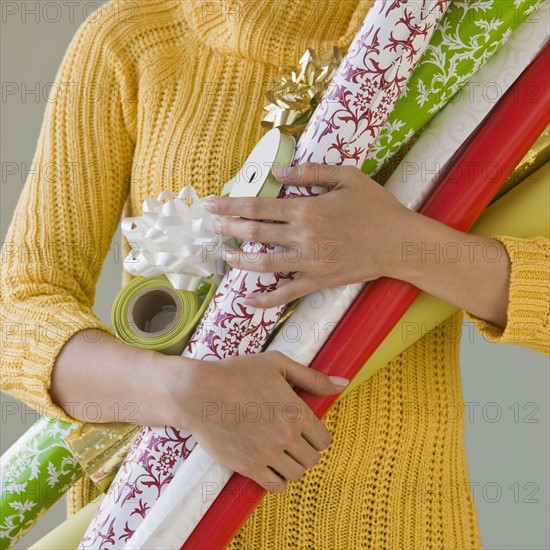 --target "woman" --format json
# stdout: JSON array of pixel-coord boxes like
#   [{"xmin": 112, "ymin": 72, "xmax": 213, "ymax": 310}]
[{"xmin": 1, "ymin": 0, "xmax": 548, "ymax": 548}]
